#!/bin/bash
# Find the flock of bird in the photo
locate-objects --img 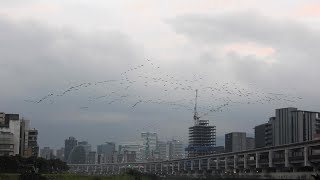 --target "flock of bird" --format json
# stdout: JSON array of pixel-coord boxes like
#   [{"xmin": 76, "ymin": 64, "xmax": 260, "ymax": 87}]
[{"xmin": 25, "ymin": 58, "xmax": 302, "ymax": 128}]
